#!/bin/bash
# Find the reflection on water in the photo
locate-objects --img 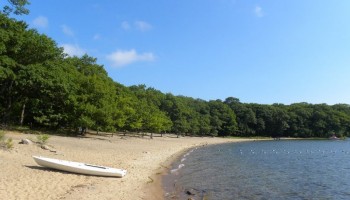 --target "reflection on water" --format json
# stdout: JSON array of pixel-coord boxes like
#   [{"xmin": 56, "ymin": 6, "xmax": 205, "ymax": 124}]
[{"xmin": 163, "ymin": 139, "xmax": 350, "ymax": 200}]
